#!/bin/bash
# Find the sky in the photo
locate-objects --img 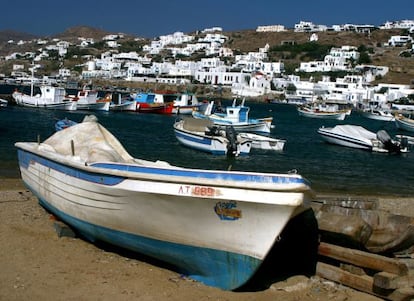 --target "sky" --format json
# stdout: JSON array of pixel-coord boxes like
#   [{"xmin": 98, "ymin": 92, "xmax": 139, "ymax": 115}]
[{"xmin": 1, "ymin": 0, "xmax": 412, "ymax": 38}]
